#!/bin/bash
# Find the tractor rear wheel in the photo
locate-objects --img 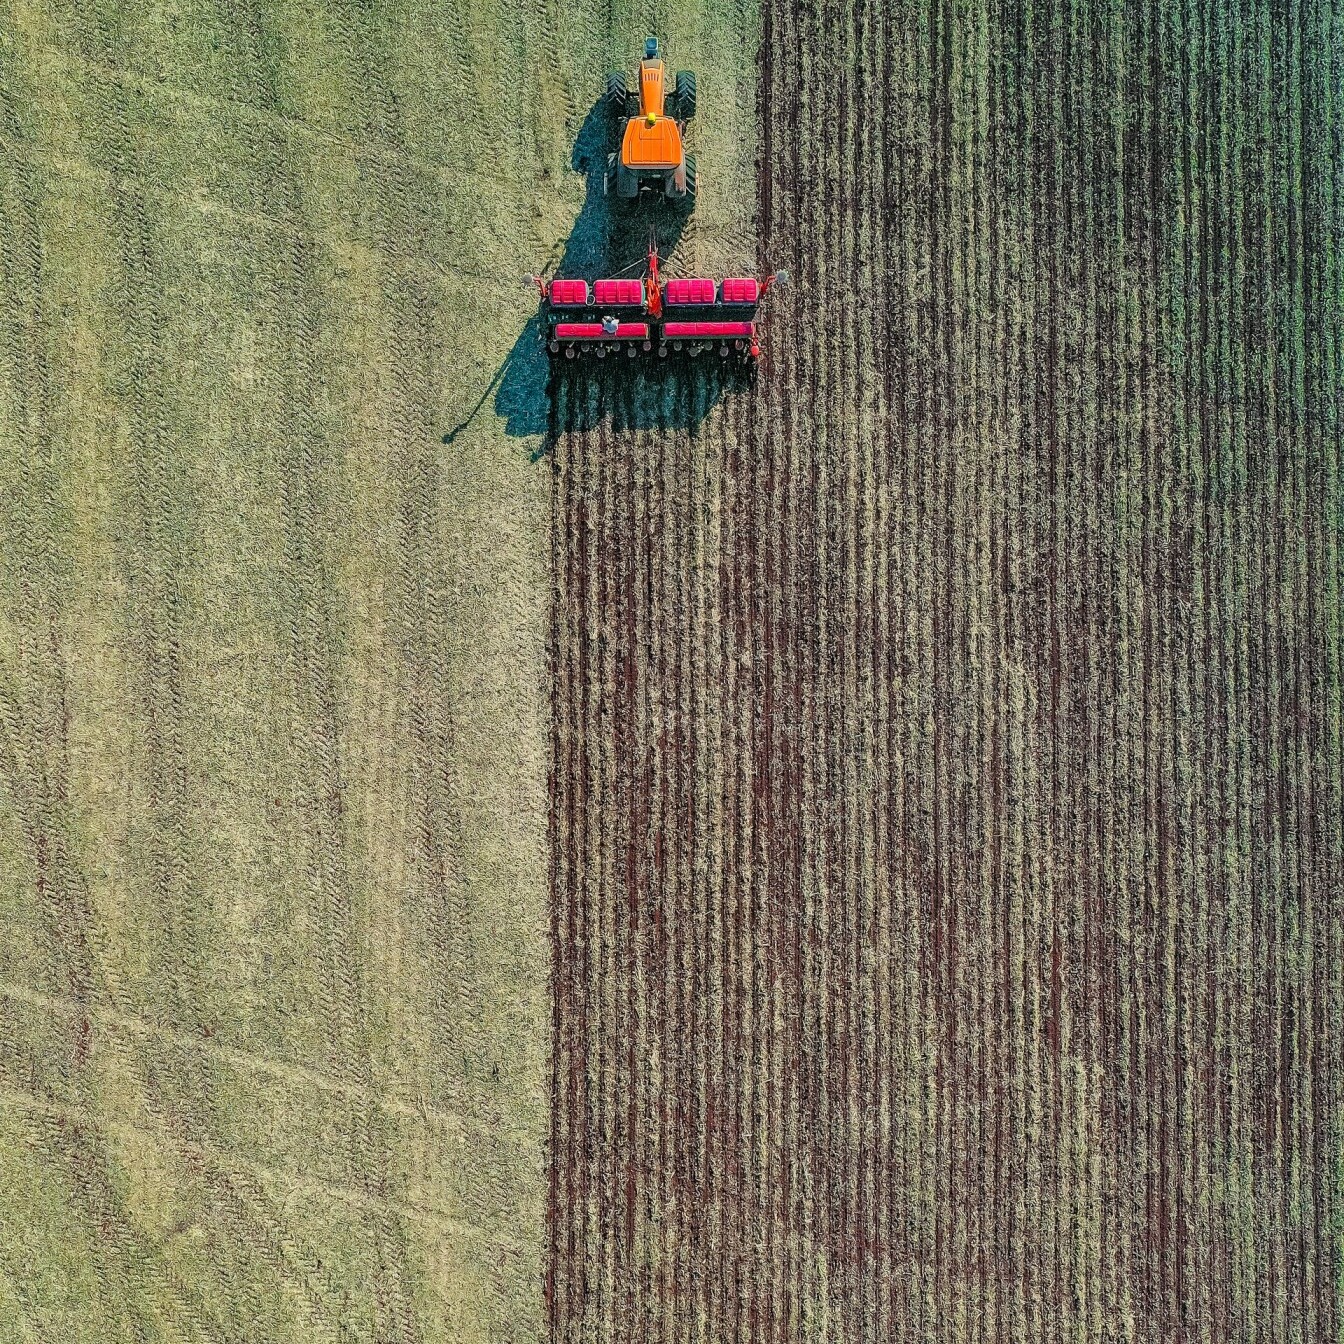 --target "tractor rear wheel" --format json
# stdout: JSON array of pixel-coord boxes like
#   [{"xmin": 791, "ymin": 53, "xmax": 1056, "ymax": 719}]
[
  {"xmin": 681, "ymin": 153, "xmax": 697, "ymax": 208},
  {"xmin": 616, "ymin": 159, "xmax": 640, "ymax": 200},
  {"xmin": 675, "ymin": 71, "xmax": 697, "ymax": 119}
]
